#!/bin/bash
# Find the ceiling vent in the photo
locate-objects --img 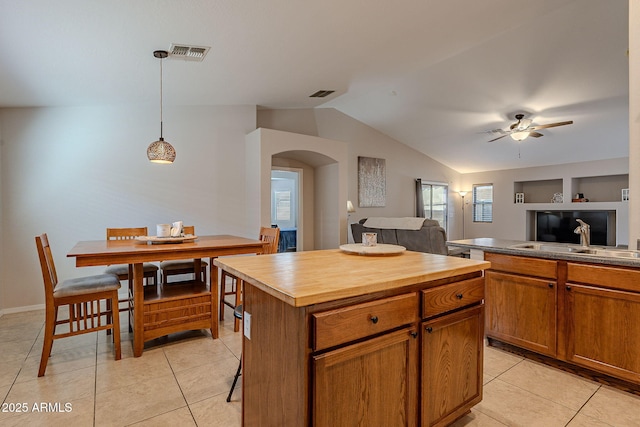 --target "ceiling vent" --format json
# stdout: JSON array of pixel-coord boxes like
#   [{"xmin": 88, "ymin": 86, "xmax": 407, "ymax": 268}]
[
  {"xmin": 168, "ymin": 44, "xmax": 210, "ymax": 61},
  {"xmin": 309, "ymin": 90, "xmax": 335, "ymax": 98}
]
